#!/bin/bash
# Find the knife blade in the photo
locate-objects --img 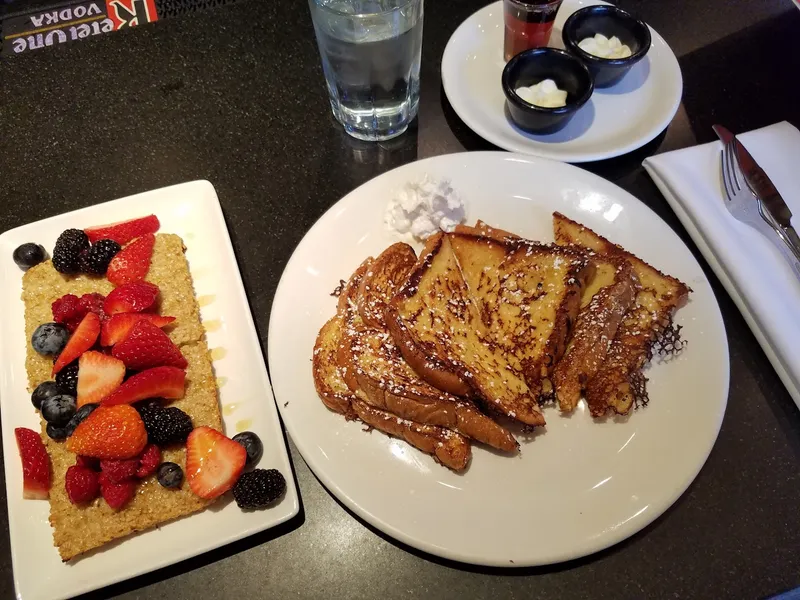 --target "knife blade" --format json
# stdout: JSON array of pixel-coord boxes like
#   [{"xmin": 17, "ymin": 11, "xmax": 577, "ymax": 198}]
[{"xmin": 732, "ymin": 135, "xmax": 800, "ymax": 262}]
